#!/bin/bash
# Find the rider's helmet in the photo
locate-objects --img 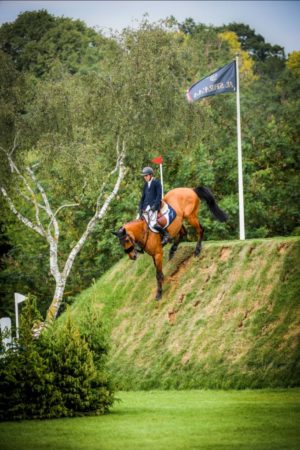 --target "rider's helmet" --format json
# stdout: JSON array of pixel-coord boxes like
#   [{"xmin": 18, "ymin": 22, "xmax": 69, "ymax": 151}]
[{"xmin": 141, "ymin": 166, "xmax": 154, "ymax": 176}]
